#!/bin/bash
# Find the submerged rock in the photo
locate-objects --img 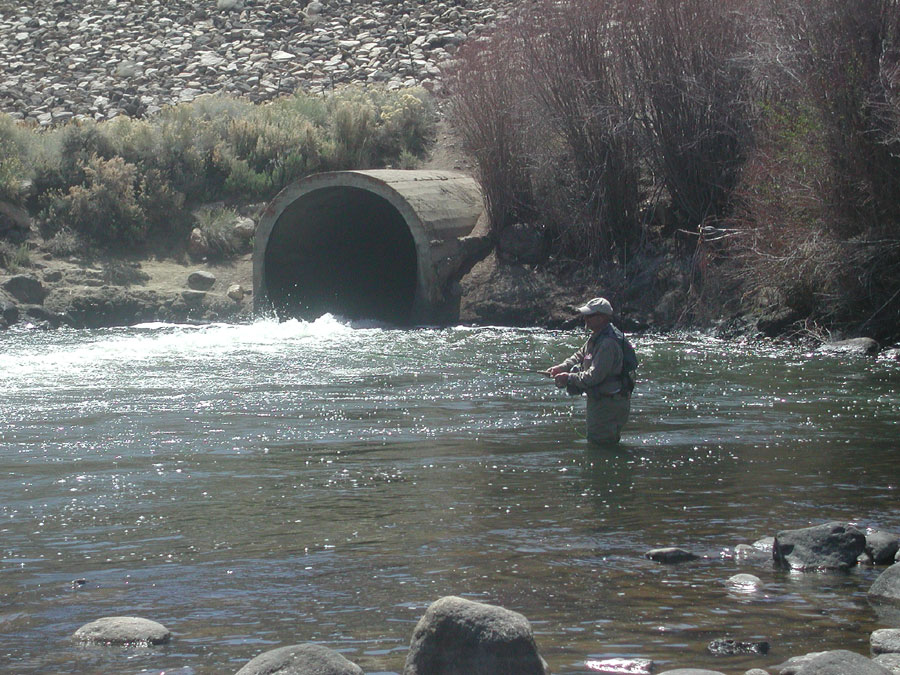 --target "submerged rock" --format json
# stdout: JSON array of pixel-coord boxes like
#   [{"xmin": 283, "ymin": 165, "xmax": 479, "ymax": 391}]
[
  {"xmin": 645, "ymin": 547, "xmax": 698, "ymax": 564},
  {"xmin": 403, "ymin": 595, "xmax": 548, "ymax": 675},
  {"xmin": 707, "ymin": 638, "xmax": 768, "ymax": 656},
  {"xmin": 235, "ymin": 643, "xmax": 364, "ymax": 675},
  {"xmin": 72, "ymin": 616, "xmax": 170, "ymax": 646},
  {"xmin": 773, "ymin": 522, "xmax": 866, "ymax": 571}
]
